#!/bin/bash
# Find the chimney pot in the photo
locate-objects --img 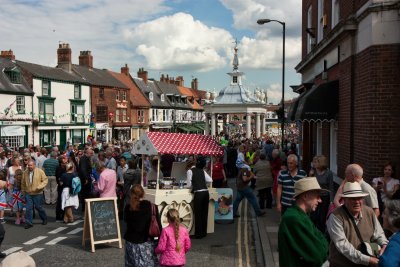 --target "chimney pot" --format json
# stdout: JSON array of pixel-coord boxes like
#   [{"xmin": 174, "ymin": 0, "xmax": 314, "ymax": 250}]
[
  {"xmin": 138, "ymin": 68, "xmax": 148, "ymax": 84},
  {"xmin": 121, "ymin": 64, "xmax": 129, "ymax": 76}
]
